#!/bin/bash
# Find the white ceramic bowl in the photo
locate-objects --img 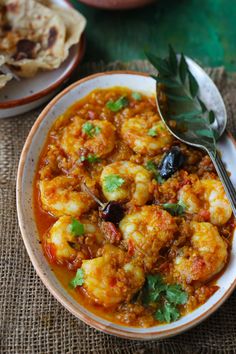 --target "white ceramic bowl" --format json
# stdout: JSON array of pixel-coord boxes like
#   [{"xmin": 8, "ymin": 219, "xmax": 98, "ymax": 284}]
[{"xmin": 17, "ymin": 71, "xmax": 236, "ymax": 340}]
